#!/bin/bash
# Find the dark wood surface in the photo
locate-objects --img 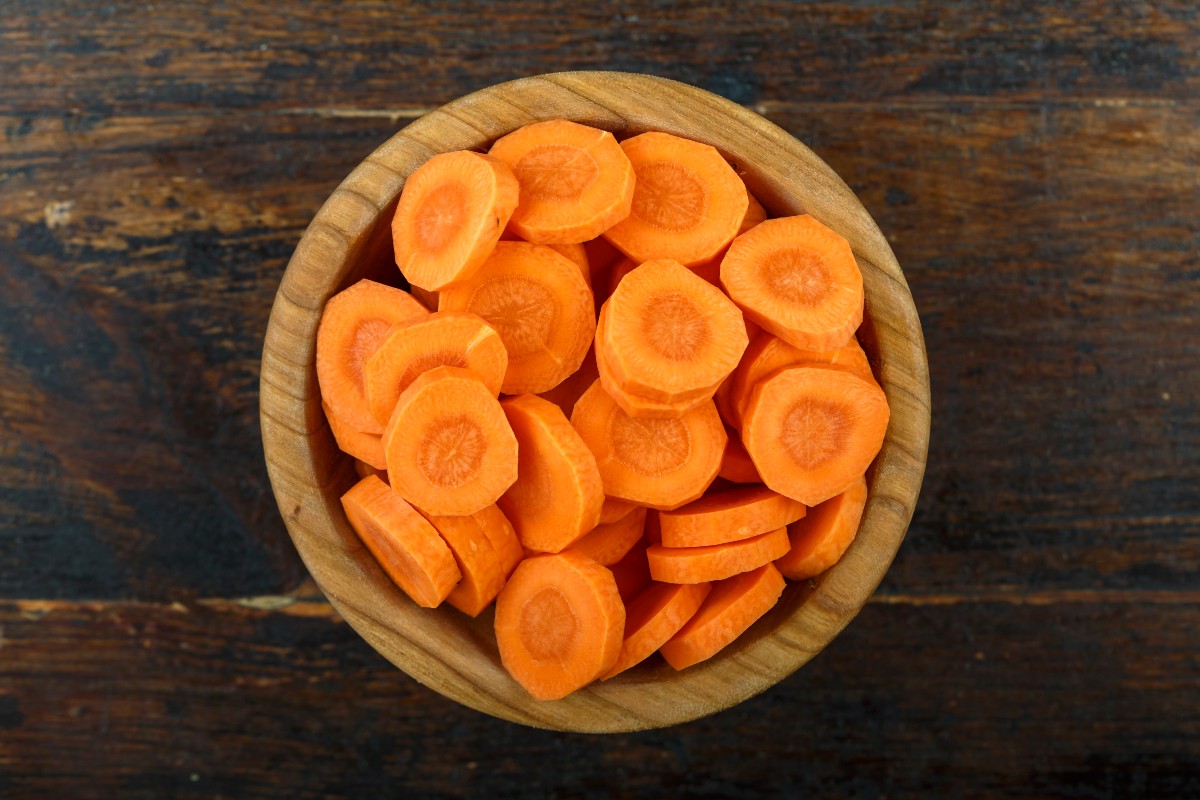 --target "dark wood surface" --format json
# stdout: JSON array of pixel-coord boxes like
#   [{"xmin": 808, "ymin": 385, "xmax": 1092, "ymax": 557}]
[{"xmin": 1, "ymin": 1, "xmax": 1197, "ymax": 796}]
